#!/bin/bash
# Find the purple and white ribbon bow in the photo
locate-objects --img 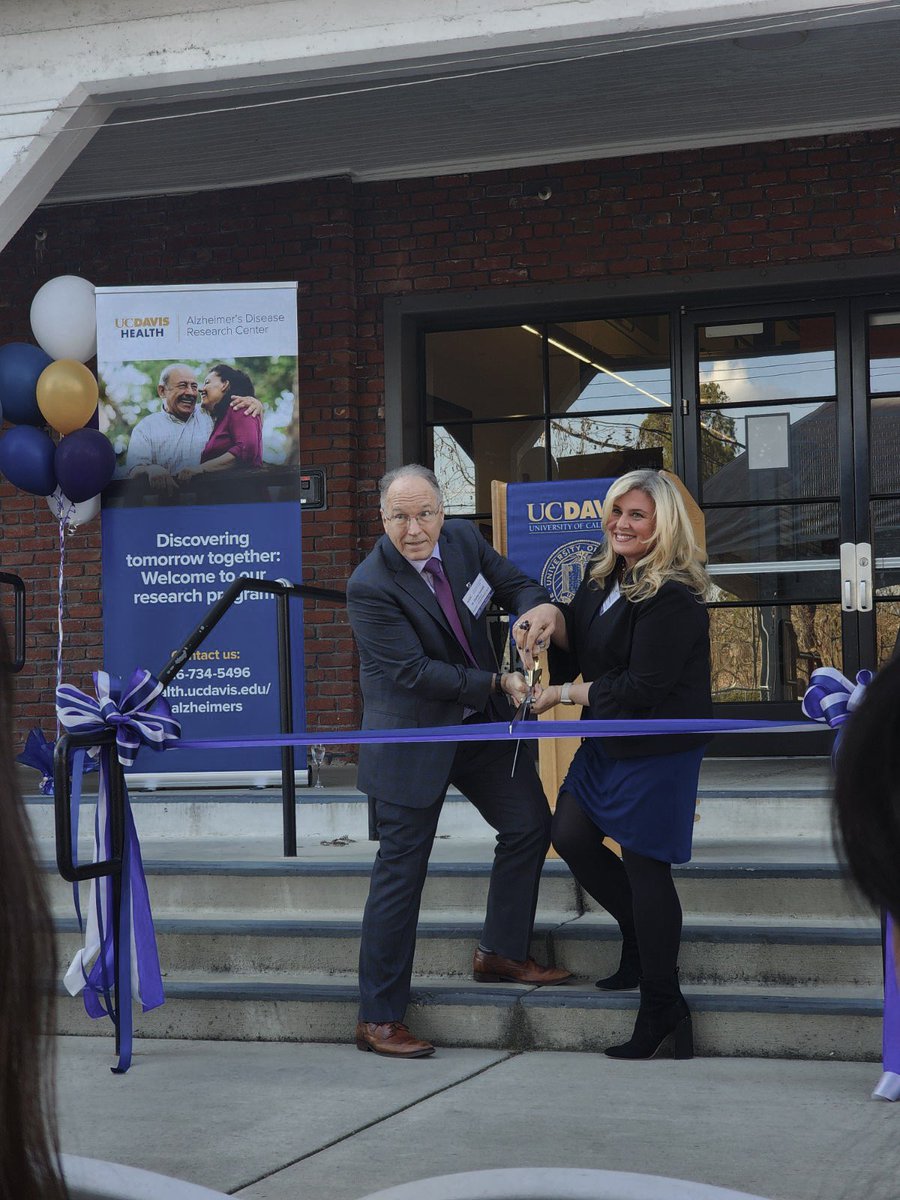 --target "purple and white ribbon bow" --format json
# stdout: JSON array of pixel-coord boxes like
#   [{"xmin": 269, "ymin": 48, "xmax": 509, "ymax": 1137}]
[
  {"xmin": 57, "ymin": 668, "xmax": 181, "ymax": 767},
  {"xmin": 801, "ymin": 666, "xmax": 872, "ymax": 730},
  {"xmin": 56, "ymin": 669, "xmax": 180, "ymax": 1073}
]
